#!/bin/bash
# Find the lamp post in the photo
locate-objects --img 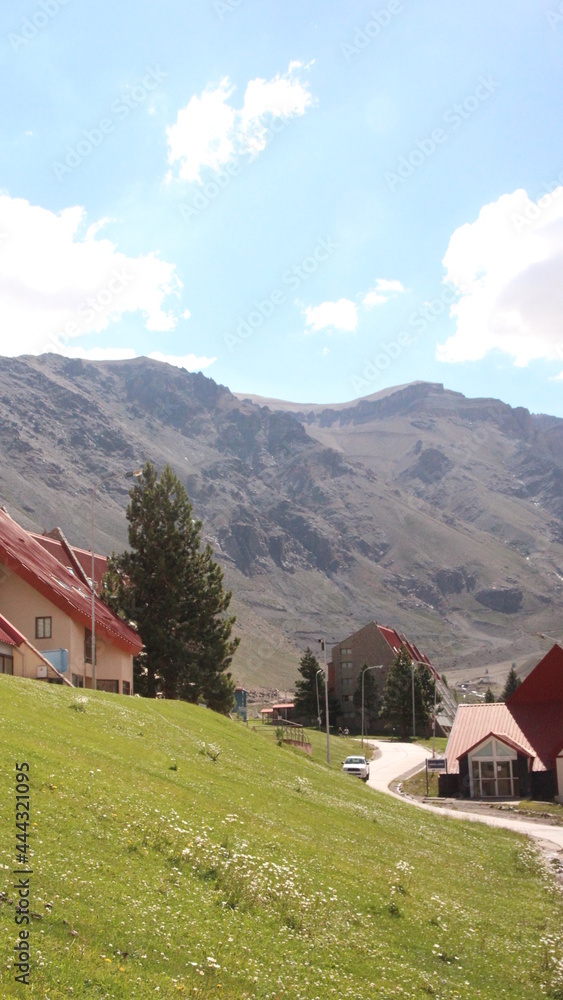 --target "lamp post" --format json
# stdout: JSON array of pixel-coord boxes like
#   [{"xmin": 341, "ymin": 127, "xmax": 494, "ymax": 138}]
[
  {"xmin": 315, "ymin": 668, "xmax": 323, "ymax": 729},
  {"xmin": 361, "ymin": 665, "xmax": 382, "ymax": 749},
  {"xmin": 411, "ymin": 660, "xmax": 416, "ymax": 740},
  {"xmin": 317, "ymin": 638, "xmax": 330, "ymax": 765},
  {"xmin": 90, "ymin": 468, "xmax": 142, "ymax": 690}
]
